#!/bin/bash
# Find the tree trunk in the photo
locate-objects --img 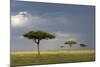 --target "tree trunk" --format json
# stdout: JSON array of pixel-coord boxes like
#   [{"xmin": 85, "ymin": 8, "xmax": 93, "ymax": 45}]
[
  {"xmin": 37, "ymin": 39, "xmax": 40, "ymax": 56},
  {"xmin": 69, "ymin": 44, "xmax": 72, "ymax": 48},
  {"xmin": 33, "ymin": 39, "xmax": 40, "ymax": 56},
  {"xmin": 37, "ymin": 44, "xmax": 40, "ymax": 56}
]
